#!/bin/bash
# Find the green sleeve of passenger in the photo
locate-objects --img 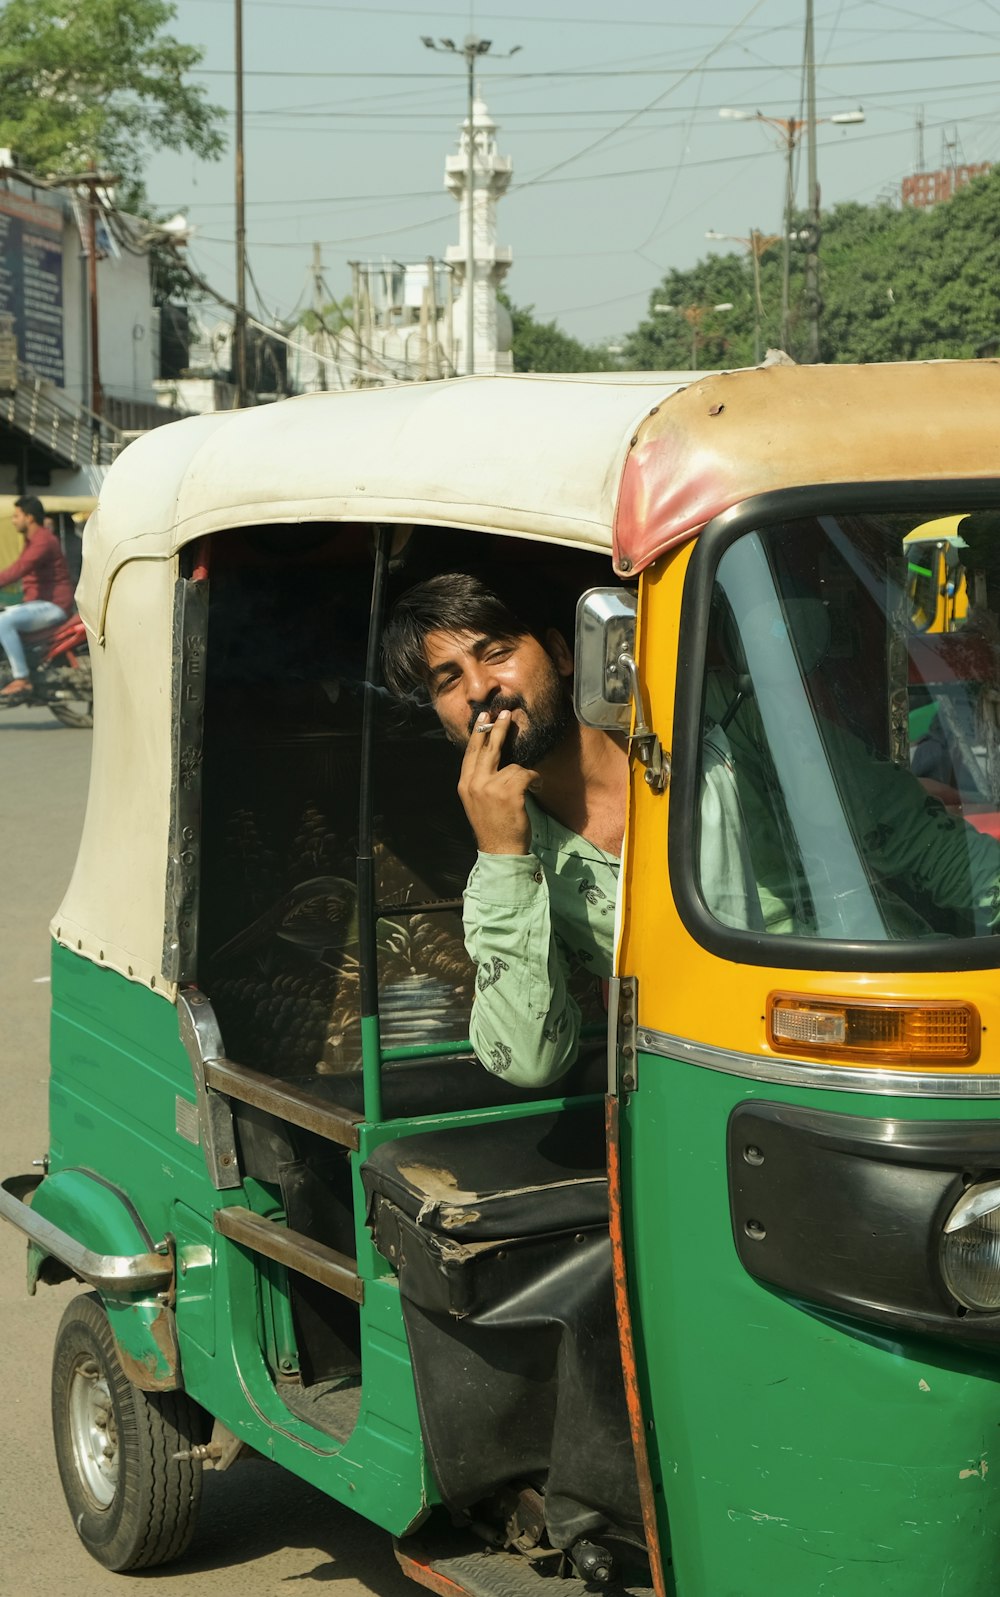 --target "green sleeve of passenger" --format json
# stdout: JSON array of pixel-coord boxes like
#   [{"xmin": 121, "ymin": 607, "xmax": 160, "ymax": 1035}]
[
  {"xmin": 462, "ymin": 852, "xmax": 582, "ymax": 1089},
  {"xmin": 833, "ymin": 734, "xmax": 1000, "ymax": 928}
]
